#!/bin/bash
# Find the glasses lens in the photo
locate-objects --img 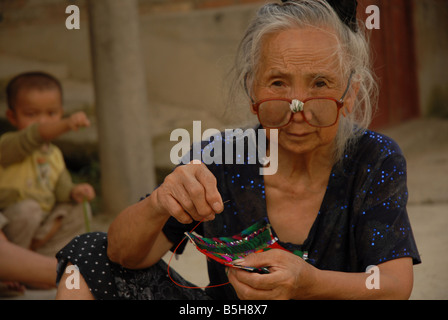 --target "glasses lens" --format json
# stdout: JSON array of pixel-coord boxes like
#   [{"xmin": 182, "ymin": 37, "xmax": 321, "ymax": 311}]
[
  {"xmin": 304, "ymin": 99, "xmax": 338, "ymax": 127},
  {"xmin": 258, "ymin": 100, "xmax": 291, "ymax": 128},
  {"xmin": 258, "ymin": 99, "xmax": 339, "ymax": 128}
]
